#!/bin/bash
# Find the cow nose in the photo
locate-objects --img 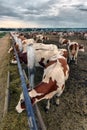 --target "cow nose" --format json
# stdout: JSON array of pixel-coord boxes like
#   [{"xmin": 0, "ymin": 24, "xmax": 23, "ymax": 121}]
[
  {"xmin": 16, "ymin": 106, "xmax": 24, "ymax": 113},
  {"xmin": 72, "ymin": 50, "xmax": 76, "ymax": 55}
]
